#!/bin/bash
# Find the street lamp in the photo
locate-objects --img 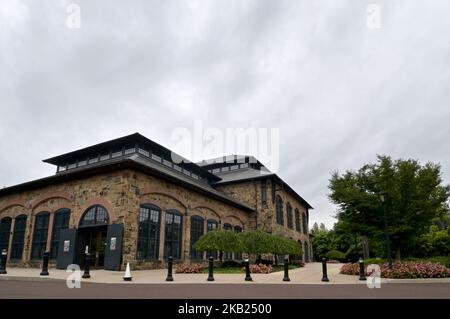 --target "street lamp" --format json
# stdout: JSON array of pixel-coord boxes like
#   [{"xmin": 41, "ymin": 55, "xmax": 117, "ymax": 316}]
[{"xmin": 378, "ymin": 192, "xmax": 393, "ymax": 269}]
